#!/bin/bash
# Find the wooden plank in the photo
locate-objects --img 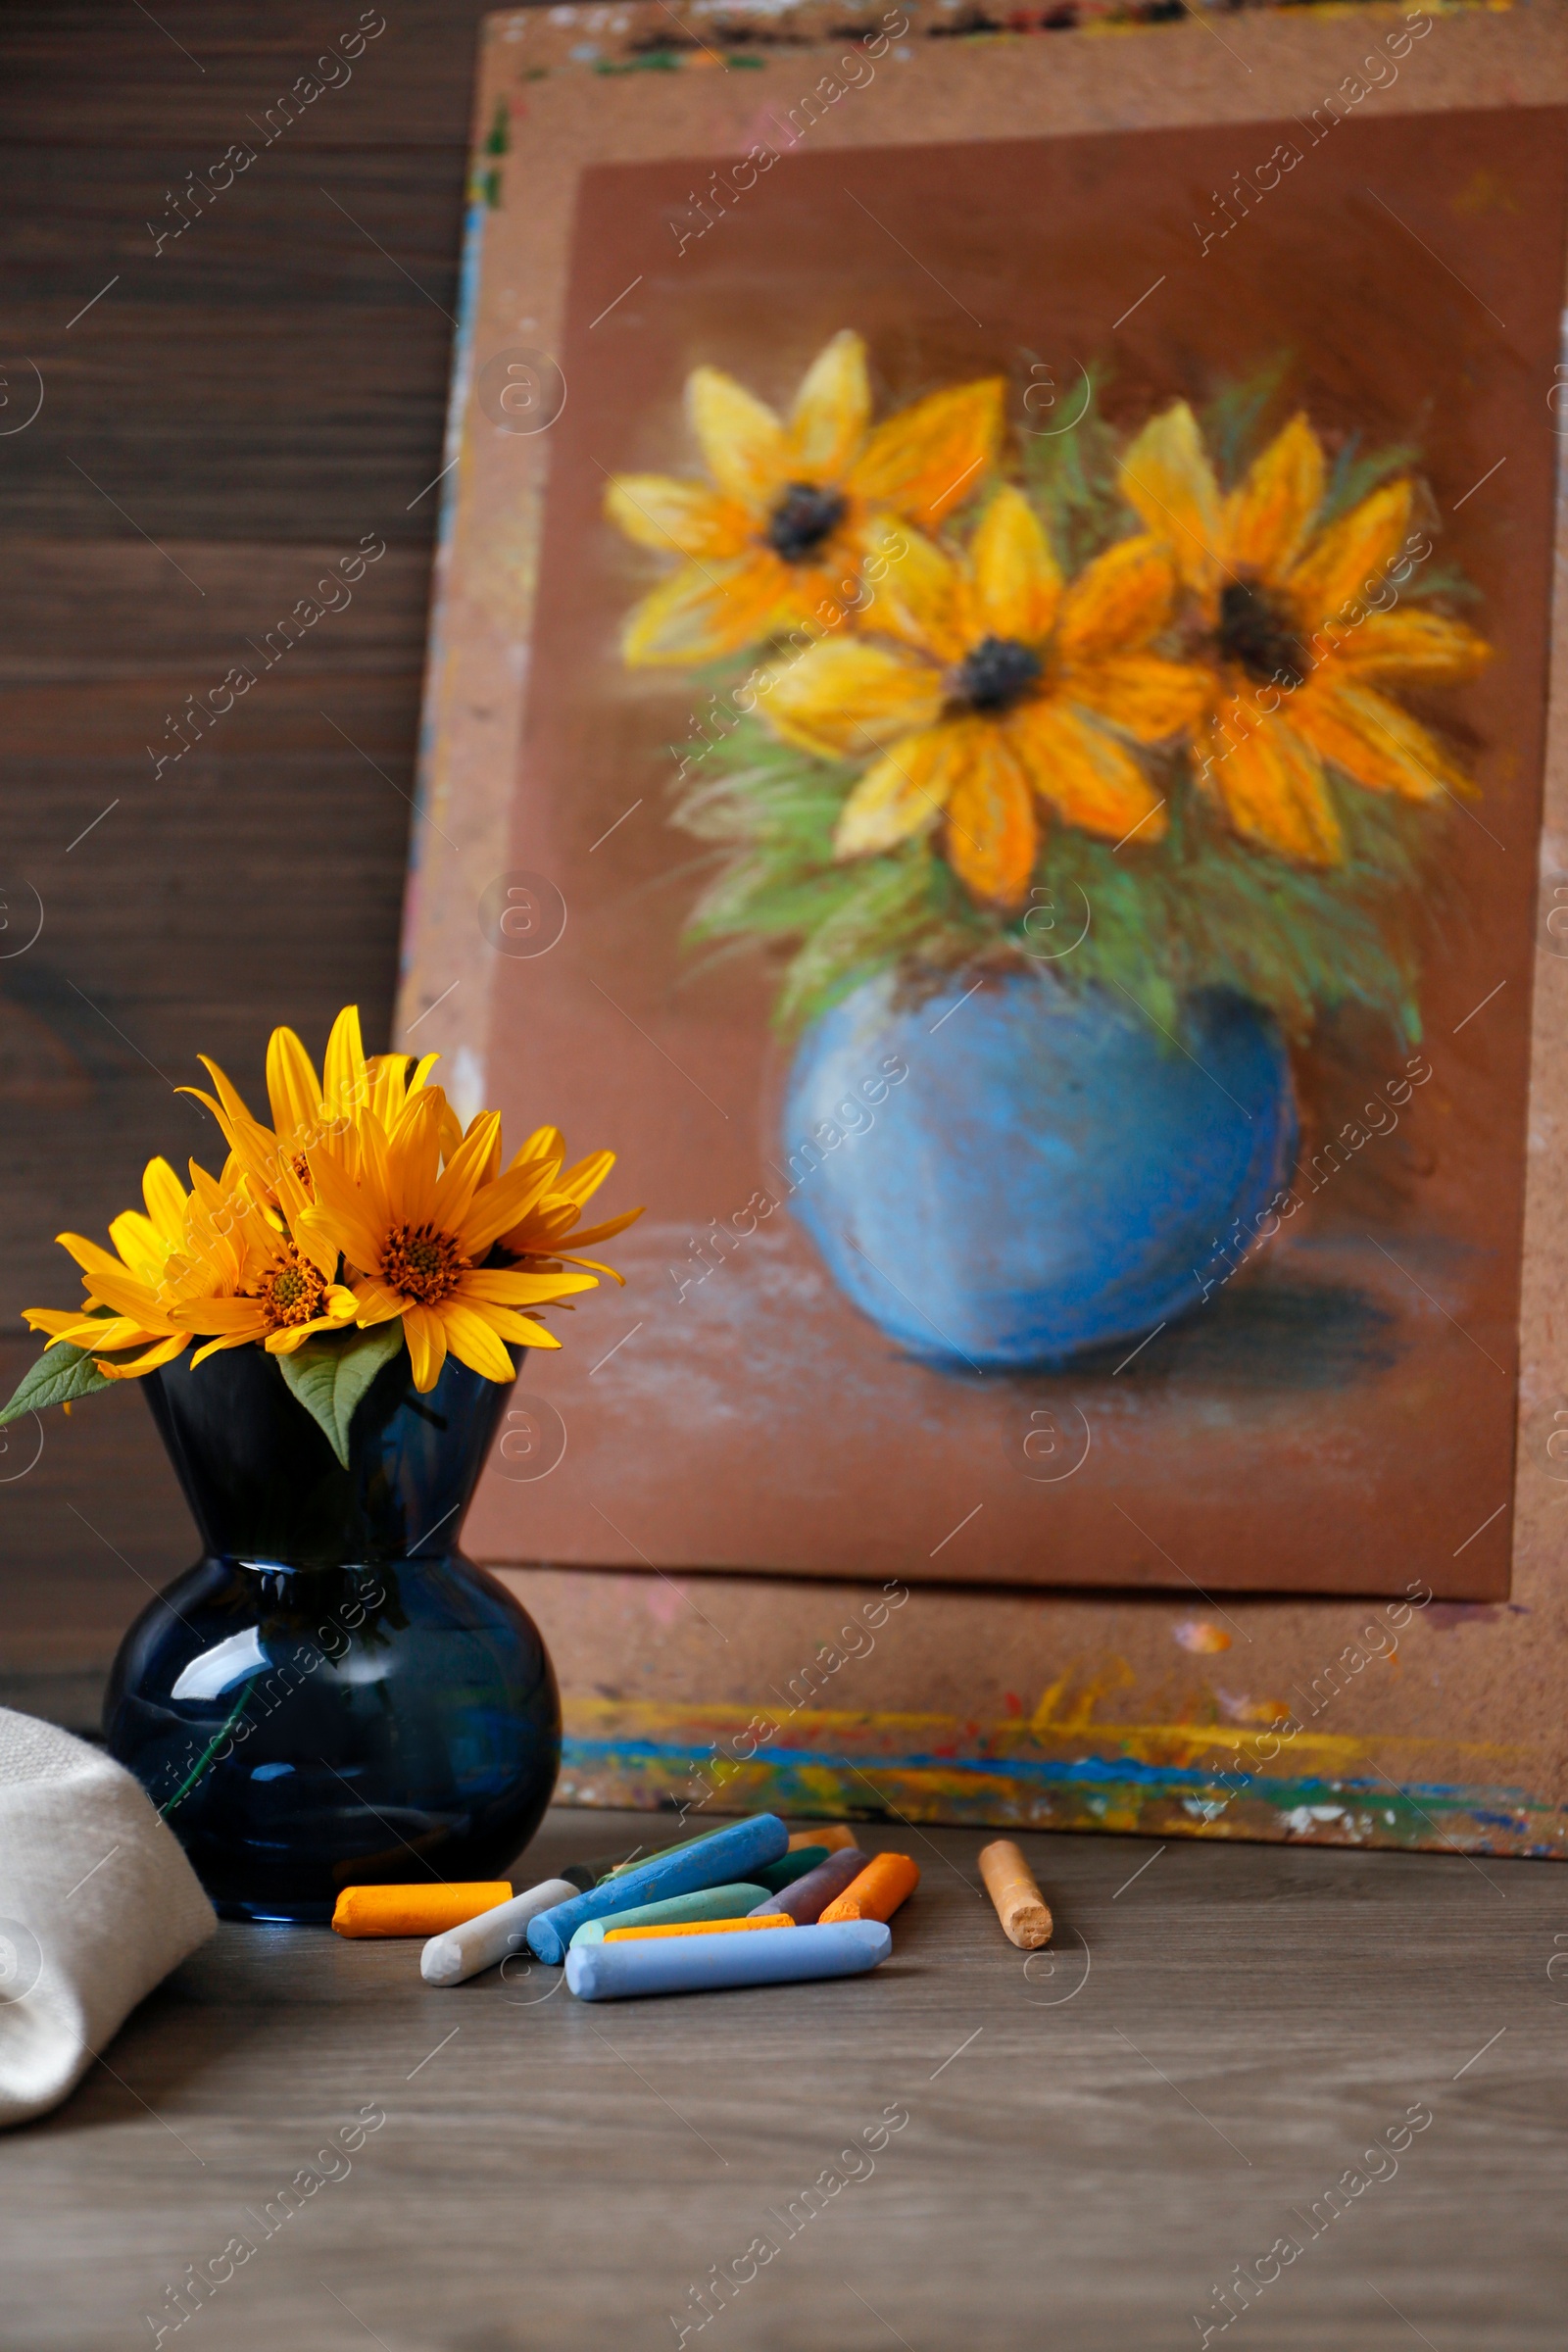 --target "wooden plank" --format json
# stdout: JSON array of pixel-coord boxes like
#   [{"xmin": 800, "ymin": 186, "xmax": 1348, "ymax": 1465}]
[
  {"xmin": 0, "ymin": 1806, "xmax": 1558, "ymax": 2347},
  {"xmin": 0, "ymin": 5, "xmax": 500, "ymax": 148}
]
